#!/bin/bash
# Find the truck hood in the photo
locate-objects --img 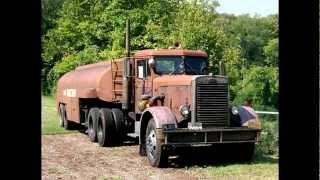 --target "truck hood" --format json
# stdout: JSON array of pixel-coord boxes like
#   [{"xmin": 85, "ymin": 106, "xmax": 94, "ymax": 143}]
[
  {"xmin": 153, "ymin": 75, "xmax": 195, "ymax": 87},
  {"xmin": 153, "ymin": 75, "xmax": 196, "ymax": 122}
]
